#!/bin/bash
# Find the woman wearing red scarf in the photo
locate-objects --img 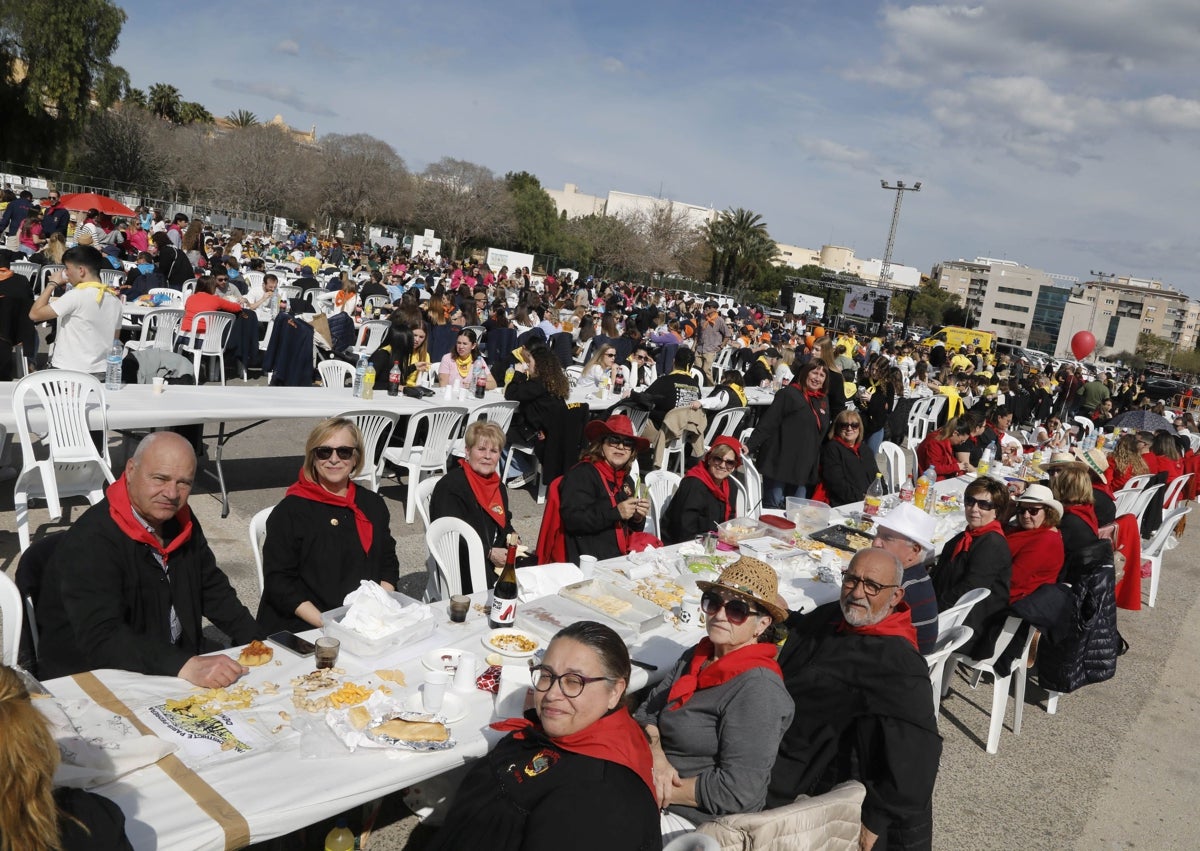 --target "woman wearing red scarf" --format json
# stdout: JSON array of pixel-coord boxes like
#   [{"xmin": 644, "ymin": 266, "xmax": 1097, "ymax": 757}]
[
  {"xmin": 1005, "ymin": 484, "xmax": 1065, "ymax": 602},
  {"xmin": 427, "ymin": 622, "xmax": 661, "ymax": 851},
  {"xmin": 818, "ymin": 409, "xmax": 880, "ymax": 506},
  {"xmin": 430, "ymin": 420, "xmax": 516, "ymax": 593},
  {"xmin": 930, "ymin": 477, "xmax": 1012, "ymax": 659},
  {"xmin": 256, "ymin": 418, "xmax": 399, "ymax": 634},
  {"xmin": 1048, "ymin": 463, "xmax": 1102, "ymax": 554},
  {"xmin": 633, "ymin": 558, "xmax": 793, "ymax": 830},
  {"xmin": 916, "ymin": 416, "xmax": 973, "ymax": 480},
  {"xmin": 745, "ymin": 360, "xmax": 832, "ymax": 508},
  {"xmin": 559, "ymin": 415, "xmax": 651, "ymax": 562},
  {"xmin": 660, "ymin": 436, "xmax": 741, "ymax": 544}
]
